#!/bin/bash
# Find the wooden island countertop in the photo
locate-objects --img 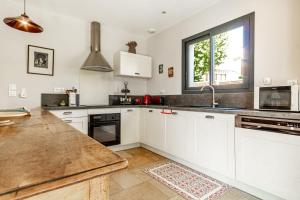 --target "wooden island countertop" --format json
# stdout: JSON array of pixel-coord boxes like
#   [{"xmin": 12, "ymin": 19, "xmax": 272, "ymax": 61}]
[{"xmin": 0, "ymin": 109, "xmax": 128, "ymax": 200}]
